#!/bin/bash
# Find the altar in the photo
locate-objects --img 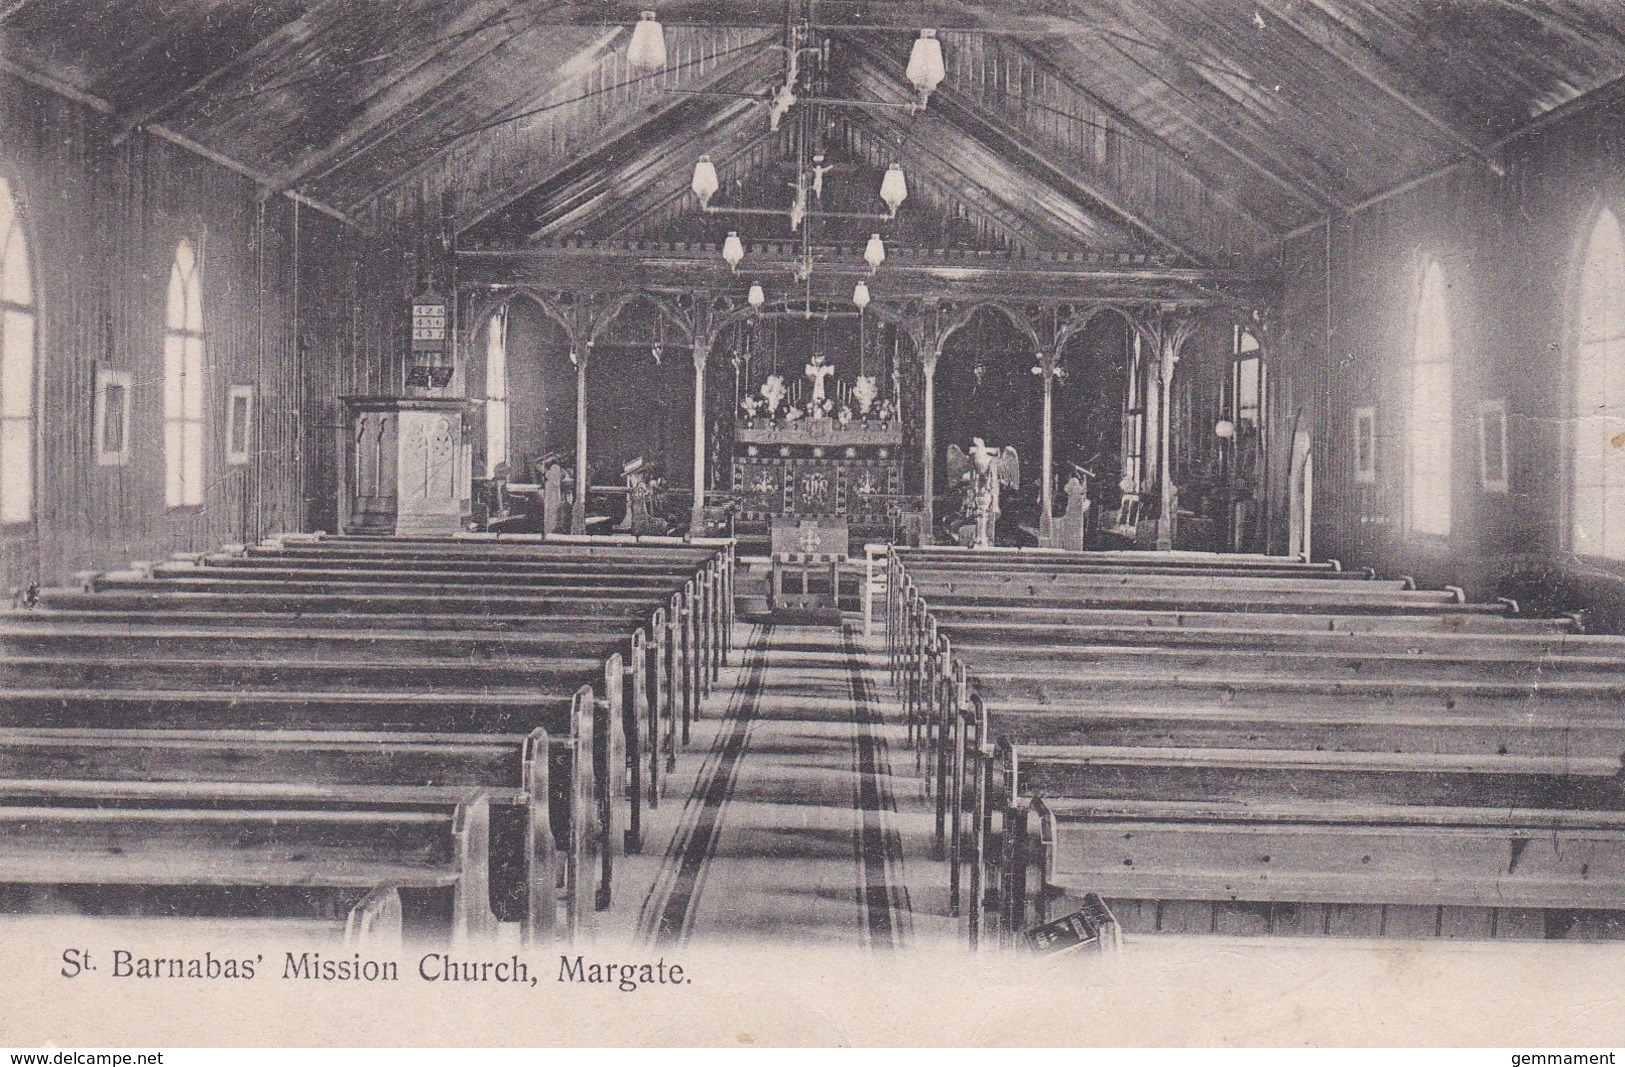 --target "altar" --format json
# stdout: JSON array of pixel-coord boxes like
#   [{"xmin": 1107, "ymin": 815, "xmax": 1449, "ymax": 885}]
[{"xmin": 730, "ymin": 352, "xmax": 908, "ymax": 537}]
